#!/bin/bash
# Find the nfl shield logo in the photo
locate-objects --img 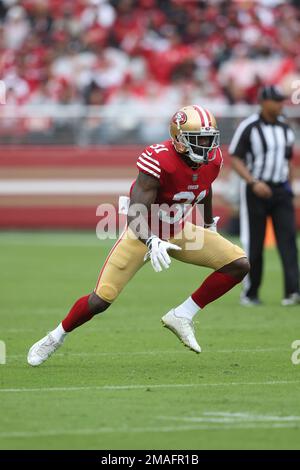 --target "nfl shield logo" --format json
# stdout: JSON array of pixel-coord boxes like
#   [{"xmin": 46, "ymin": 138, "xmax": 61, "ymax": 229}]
[{"xmin": 192, "ymin": 174, "xmax": 198, "ymax": 182}]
